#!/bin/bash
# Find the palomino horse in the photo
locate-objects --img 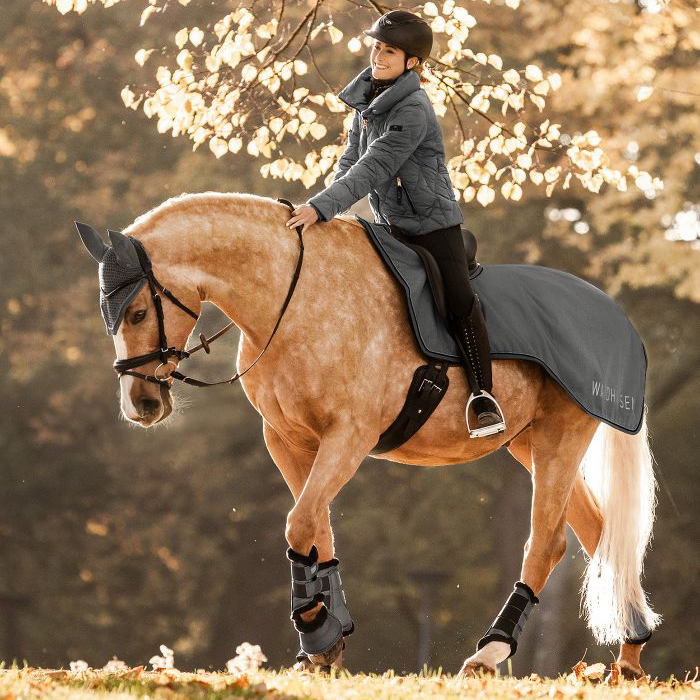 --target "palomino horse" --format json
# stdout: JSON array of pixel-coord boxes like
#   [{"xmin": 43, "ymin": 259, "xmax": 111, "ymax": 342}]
[{"xmin": 76, "ymin": 192, "xmax": 659, "ymax": 678}]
